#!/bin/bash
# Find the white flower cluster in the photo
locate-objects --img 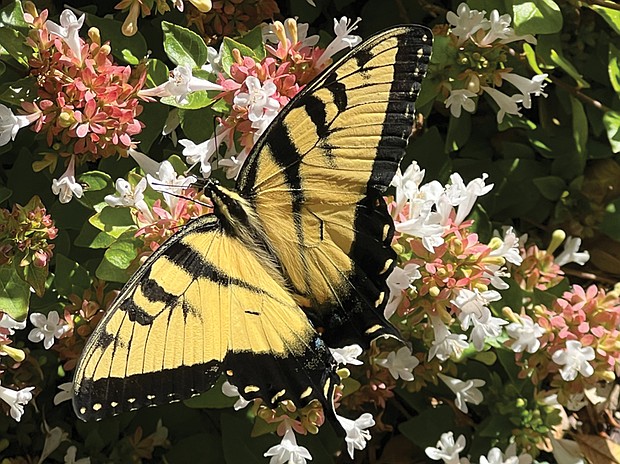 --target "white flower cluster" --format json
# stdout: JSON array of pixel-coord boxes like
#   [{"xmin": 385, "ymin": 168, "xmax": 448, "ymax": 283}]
[
  {"xmin": 390, "ymin": 161, "xmax": 494, "ymax": 251},
  {"xmin": 426, "ymin": 431, "xmax": 533, "ymax": 464},
  {"xmin": 443, "ymin": 3, "xmax": 548, "ymax": 123},
  {"xmin": 0, "ymin": 312, "xmax": 69, "ymax": 421}
]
